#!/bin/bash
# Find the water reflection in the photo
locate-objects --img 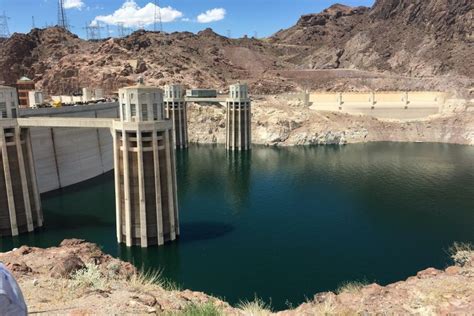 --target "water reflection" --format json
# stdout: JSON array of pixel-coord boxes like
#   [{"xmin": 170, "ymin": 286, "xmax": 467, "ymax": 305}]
[{"xmin": 226, "ymin": 151, "xmax": 252, "ymax": 211}]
